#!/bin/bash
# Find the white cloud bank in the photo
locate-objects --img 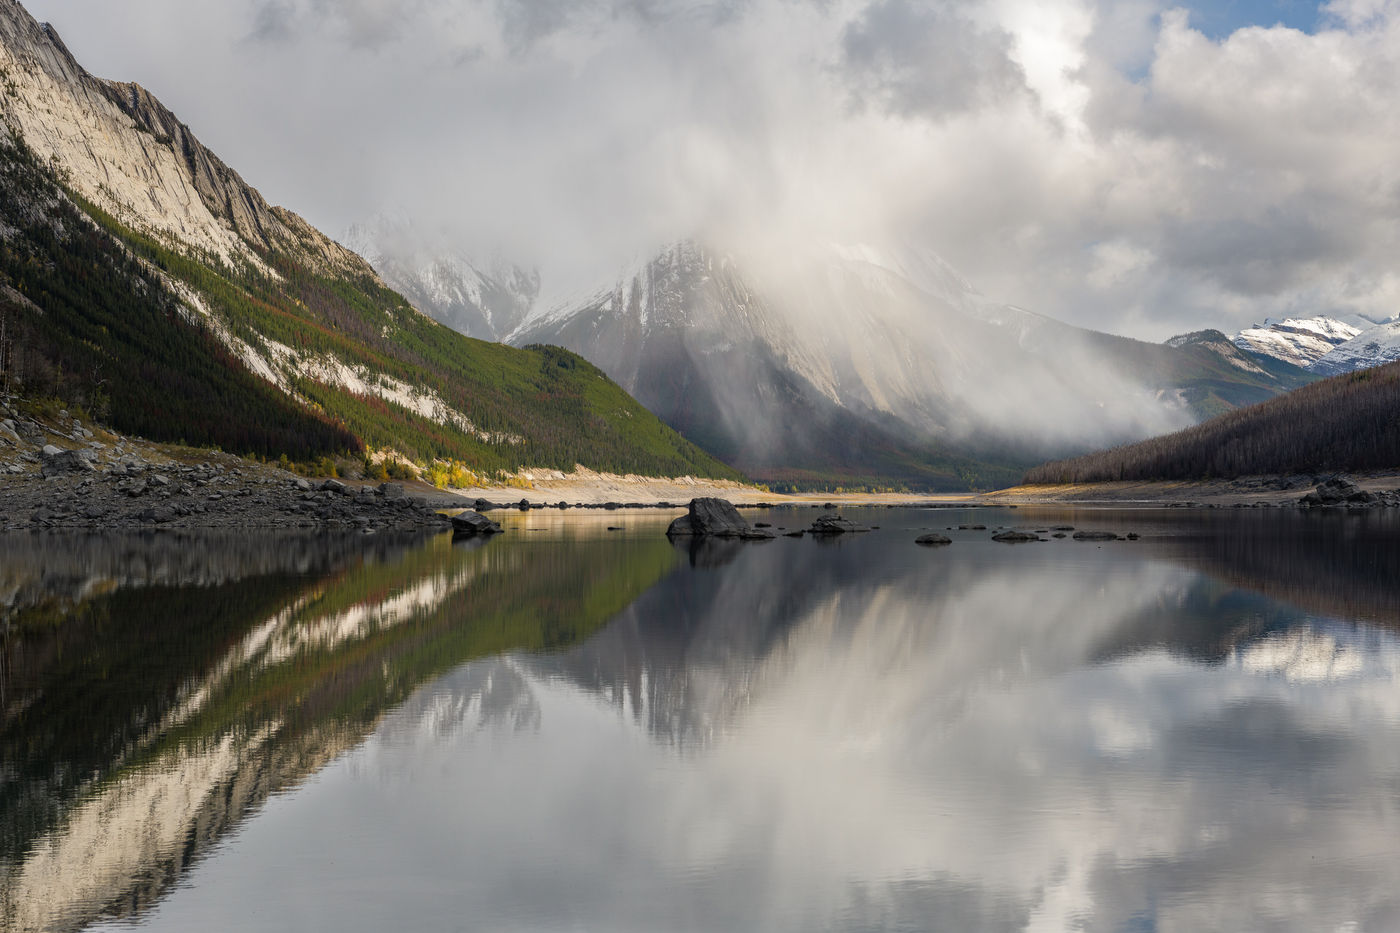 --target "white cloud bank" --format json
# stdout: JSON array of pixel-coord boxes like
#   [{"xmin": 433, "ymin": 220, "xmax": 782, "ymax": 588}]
[{"xmin": 20, "ymin": 0, "xmax": 1400, "ymax": 338}]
